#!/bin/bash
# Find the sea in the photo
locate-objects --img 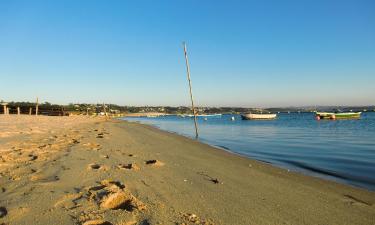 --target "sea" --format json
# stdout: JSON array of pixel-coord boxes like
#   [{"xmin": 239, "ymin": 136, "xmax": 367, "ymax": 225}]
[{"xmin": 121, "ymin": 112, "xmax": 375, "ymax": 191}]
